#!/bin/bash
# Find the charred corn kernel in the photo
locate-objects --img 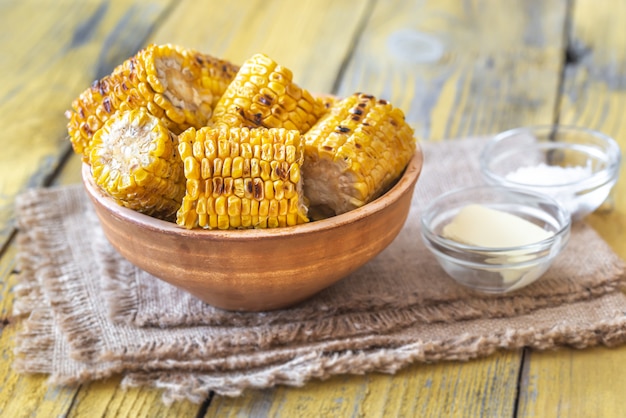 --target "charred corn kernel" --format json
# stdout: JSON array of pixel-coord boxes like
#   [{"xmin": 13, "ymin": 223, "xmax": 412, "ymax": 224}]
[
  {"xmin": 66, "ymin": 44, "xmax": 239, "ymax": 160},
  {"xmin": 88, "ymin": 108, "xmax": 185, "ymax": 220},
  {"xmin": 176, "ymin": 126, "xmax": 309, "ymax": 229},
  {"xmin": 315, "ymin": 94, "xmax": 339, "ymax": 112},
  {"xmin": 210, "ymin": 53, "xmax": 326, "ymax": 133},
  {"xmin": 302, "ymin": 93, "xmax": 416, "ymax": 216}
]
